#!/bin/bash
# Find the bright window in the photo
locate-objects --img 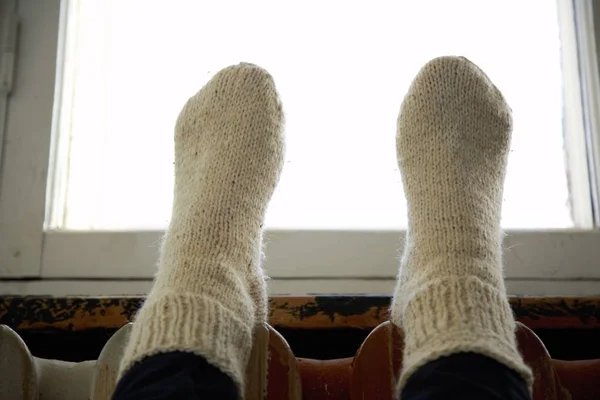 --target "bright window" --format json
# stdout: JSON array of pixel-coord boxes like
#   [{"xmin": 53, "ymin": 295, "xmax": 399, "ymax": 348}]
[
  {"xmin": 2, "ymin": 0, "xmax": 600, "ymax": 295},
  {"xmin": 47, "ymin": 0, "xmax": 573, "ymax": 231}
]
